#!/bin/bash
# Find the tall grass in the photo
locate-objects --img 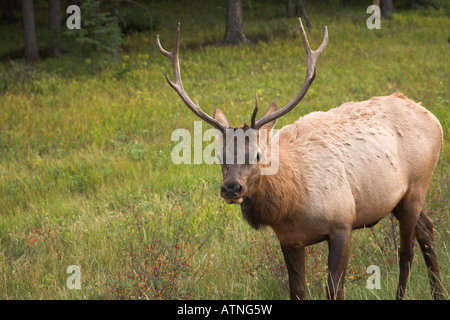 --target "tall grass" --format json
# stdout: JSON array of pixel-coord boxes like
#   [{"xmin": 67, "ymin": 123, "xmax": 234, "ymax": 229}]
[{"xmin": 0, "ymin": 1, "xmax": 448, "ymax": 299}]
